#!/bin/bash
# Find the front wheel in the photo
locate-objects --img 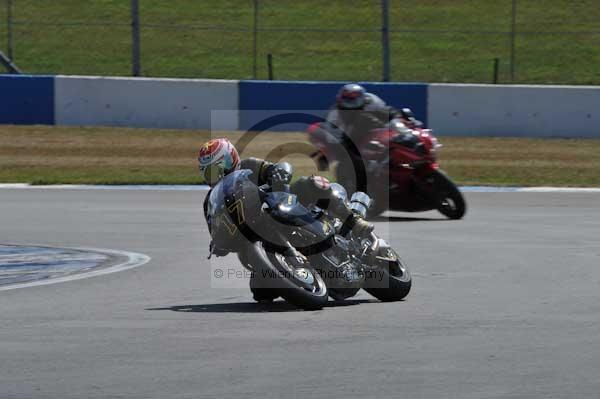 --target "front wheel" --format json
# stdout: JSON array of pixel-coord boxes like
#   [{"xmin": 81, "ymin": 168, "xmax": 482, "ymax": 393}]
[
  {"xmin": 430, "ymin": 170, "xmax": 466, "ymax": 220},
  {"xmin": 363, "ymin": 247, "xmax": 412, "ymax": 302},
  {"xmin": 242, "ymin": 242, "xmax": 329, "ymax": 310}
]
